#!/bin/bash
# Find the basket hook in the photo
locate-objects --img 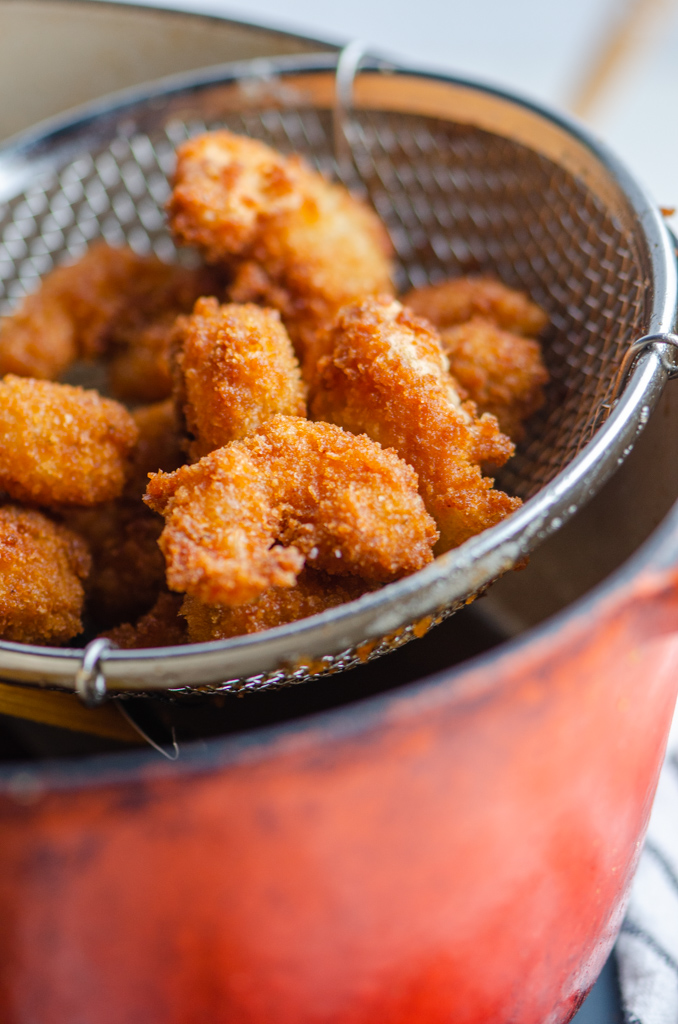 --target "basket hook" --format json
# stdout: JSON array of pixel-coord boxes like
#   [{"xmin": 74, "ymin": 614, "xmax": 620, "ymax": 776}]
[
  {"xmin": 333, "ymin": 39, "xmax": 369, "ymax": 179},
  {"xmin": 609, "ymin": 332, "xmax": 678, "ymax": 407},
  {"xmin": 75, "ymin": 636, "xmax": 112, "ymax": 707}
]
